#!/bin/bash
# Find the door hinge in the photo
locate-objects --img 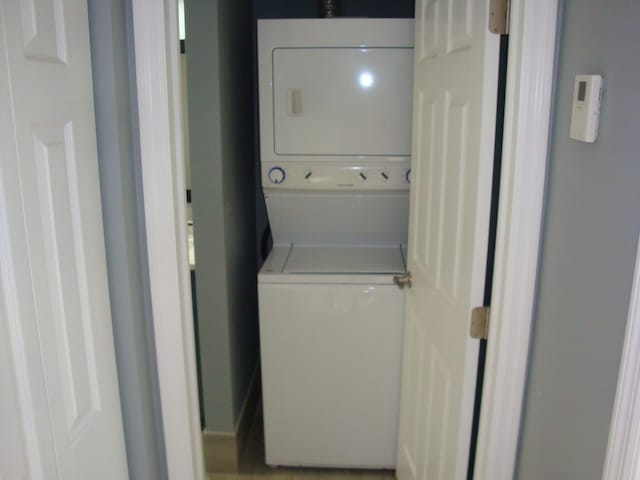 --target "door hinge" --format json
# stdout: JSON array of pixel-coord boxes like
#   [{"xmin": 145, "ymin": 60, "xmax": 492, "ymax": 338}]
[
  {"xmin": 489, "ymin": 0, "xmax": 510, "ymax": 35},
  {"xmin": 470, "ymin": 306, "xmax": 491, "ymax": 340}
]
